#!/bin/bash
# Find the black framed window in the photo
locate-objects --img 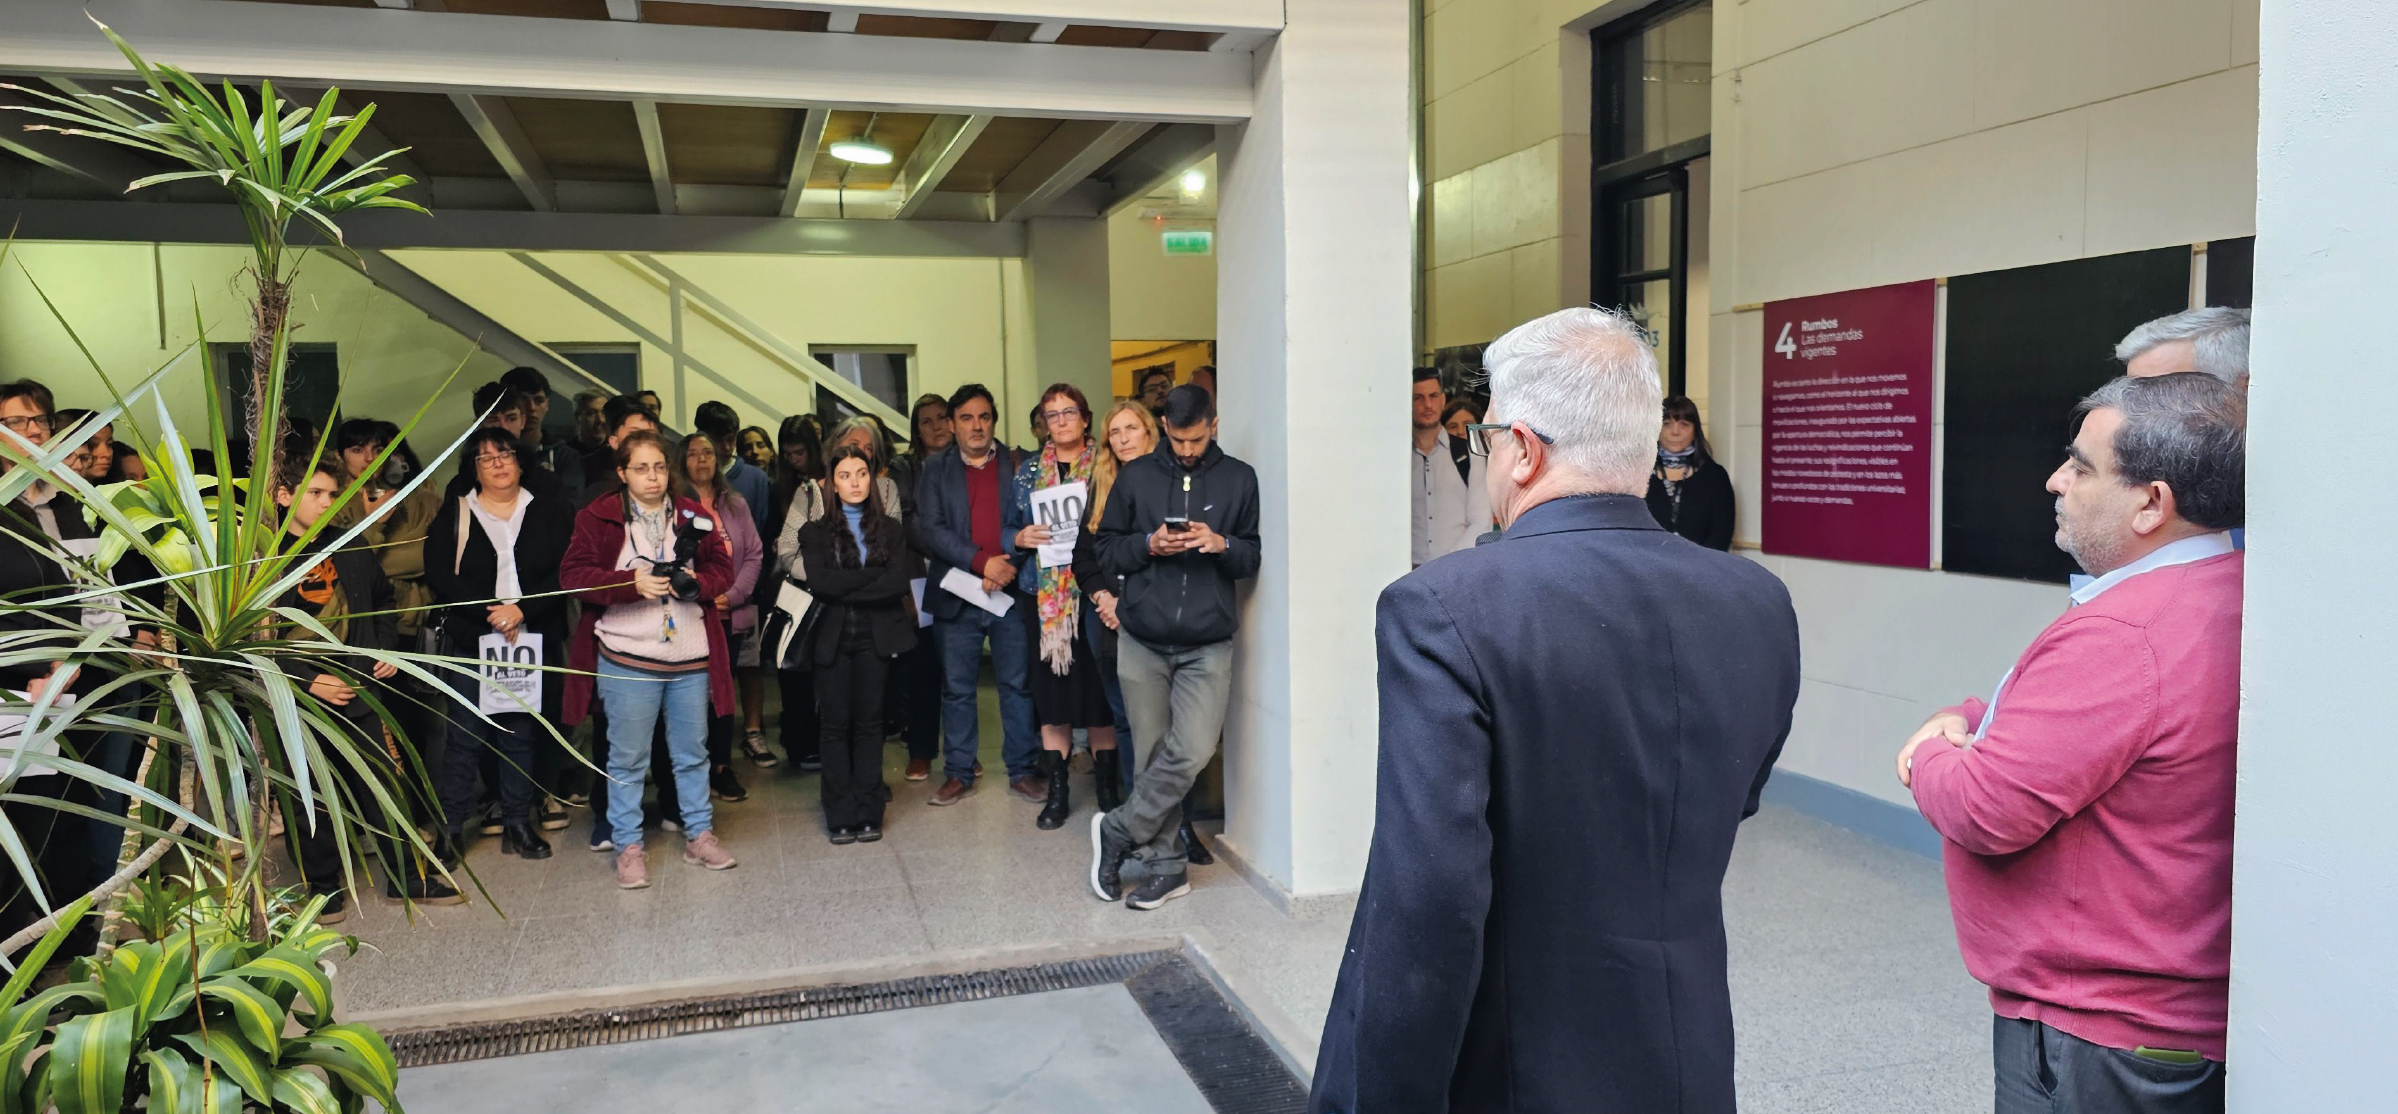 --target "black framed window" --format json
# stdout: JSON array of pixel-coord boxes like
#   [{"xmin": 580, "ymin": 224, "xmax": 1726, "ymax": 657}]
[
  {"xmin": 1591, "ymin": 0, "xmax": 1710, "ymax": 395},
  {"xmin": 212, "ymin": 342, "xmax": 340, "ymax": 435}
]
